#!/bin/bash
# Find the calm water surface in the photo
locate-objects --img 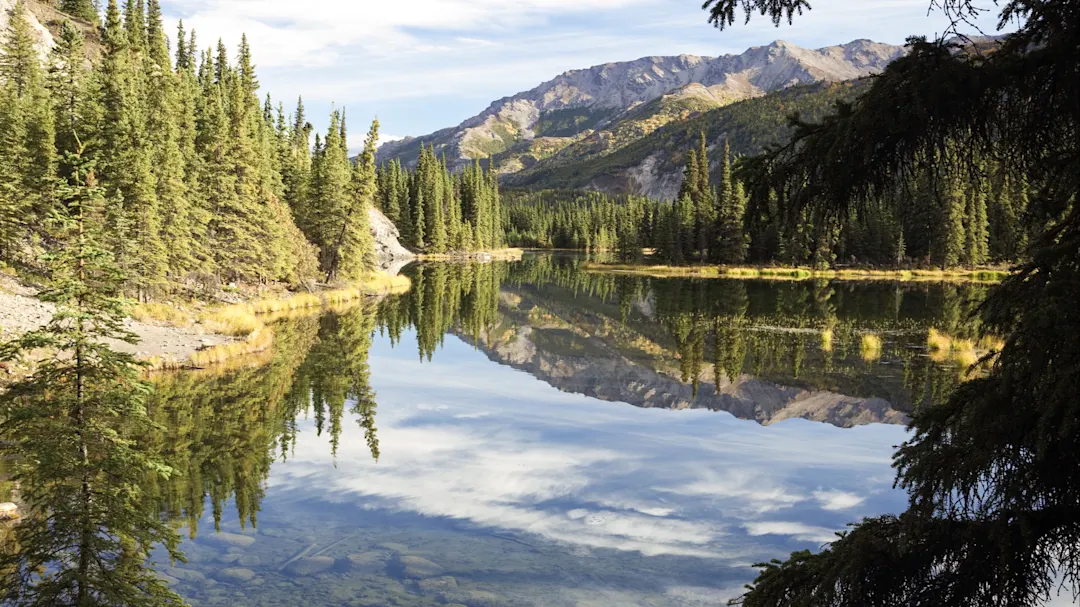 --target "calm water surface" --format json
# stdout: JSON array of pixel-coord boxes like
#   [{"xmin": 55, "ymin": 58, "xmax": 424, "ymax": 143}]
[{"xmin": 148, "ymin": 255, "xmax": 991, "ymax": 606}]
